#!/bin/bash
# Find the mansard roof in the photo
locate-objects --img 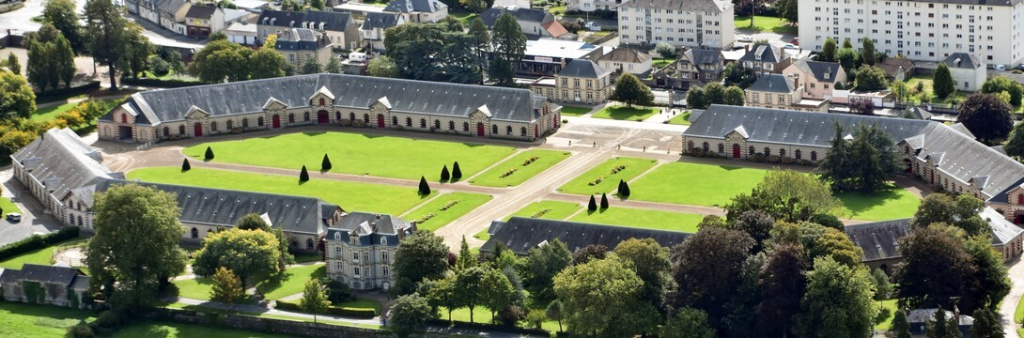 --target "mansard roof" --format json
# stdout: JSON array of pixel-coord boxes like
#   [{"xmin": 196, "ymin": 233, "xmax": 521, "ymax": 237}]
[{"xmin": 325, "ymin": 212, "xmax": 415, "ymax": 247}]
